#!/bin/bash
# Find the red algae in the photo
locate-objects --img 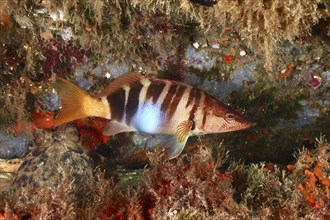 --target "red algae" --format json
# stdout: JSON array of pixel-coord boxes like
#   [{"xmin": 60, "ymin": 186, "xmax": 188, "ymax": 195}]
[
  {"xmin": 291, "ymin": 138, "xmax": 330, "ymax": 214},
  {"xmin": 0, "ymin": 15, "xmax": 10, "ymax": 26},
  {"xmin": 12, "ymin": 111, "xmax": 55, "ymax": 135},
  {"xmin": 32, "ymin": 111, "xmax": 55, "ymax": 129},
  {"xmin": 40, "ymin": 39, "xmax": 88, "ymax": 80},
  {"xmin": 74, "ymin": 117, "xmax": 110, "ymax": 149},
  {"xmin": 298, "ymin": 162, "xmax": 330, "ymax": 208},
  {"xmin": 0, "ymin": 211, "xmax": 18, "ymax": 220},
  {"xmin": 277, "ymin": 63, "xmax": 295, "ymax": 79},
  {"xmin": 223, "ymin": 55, "xmax": 233, "ymax": 64}
]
